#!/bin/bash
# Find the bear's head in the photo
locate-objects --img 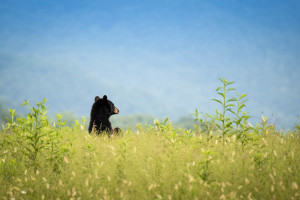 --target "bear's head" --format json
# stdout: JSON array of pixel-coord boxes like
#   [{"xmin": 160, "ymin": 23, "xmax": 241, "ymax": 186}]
[{"xmin": 93, "ymin": 95, "xmax": 119, "ymax": 117}]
